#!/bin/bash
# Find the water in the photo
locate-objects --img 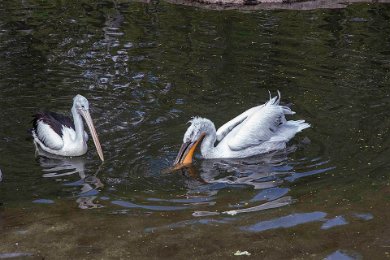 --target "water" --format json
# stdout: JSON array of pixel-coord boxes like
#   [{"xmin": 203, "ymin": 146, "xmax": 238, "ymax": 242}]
[{"xmin": 0, "ymin": 1, "xmax": 389, "ymax": 258}]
